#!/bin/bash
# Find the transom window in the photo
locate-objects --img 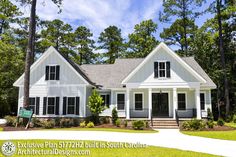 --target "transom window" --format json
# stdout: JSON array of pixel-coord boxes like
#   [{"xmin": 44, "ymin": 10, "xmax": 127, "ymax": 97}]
[
  {"xmin": 67, "ymin": 97, "xmax": 76, "ymax": 114},
  {"xmin": 47, "ymin": 97, "xmax": 56, "ymax": 114},
  {"xmin": 45, "ymin": 65, "xmax": 60, "ymax": 80},
  {"xmin": 178, "ymin": 93, "xmax": 186, "ymax": 110},
  {"xmin": 134, "ymin": 93, "xmax": 143, "ymax": 110},
  {"xmin": 117, "ymin": 94, "xmax": 125, "ymax": 110},
  {"xmin": 200, "ymin": 93, "xmax": 205, "ymax": 110}
]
